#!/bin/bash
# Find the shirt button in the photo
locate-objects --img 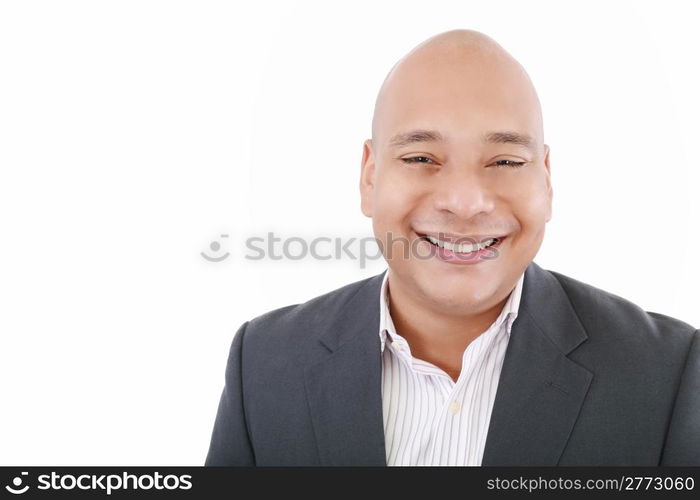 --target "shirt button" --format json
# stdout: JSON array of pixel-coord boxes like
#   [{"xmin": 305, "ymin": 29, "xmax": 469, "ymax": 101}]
[
  {"xmin": 449, "ymin": 401, "xmax": 460, "ymax": 415},
  {"xmin": 395, "ymin": 343, "xmax": 404, "ymax": 351}
]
